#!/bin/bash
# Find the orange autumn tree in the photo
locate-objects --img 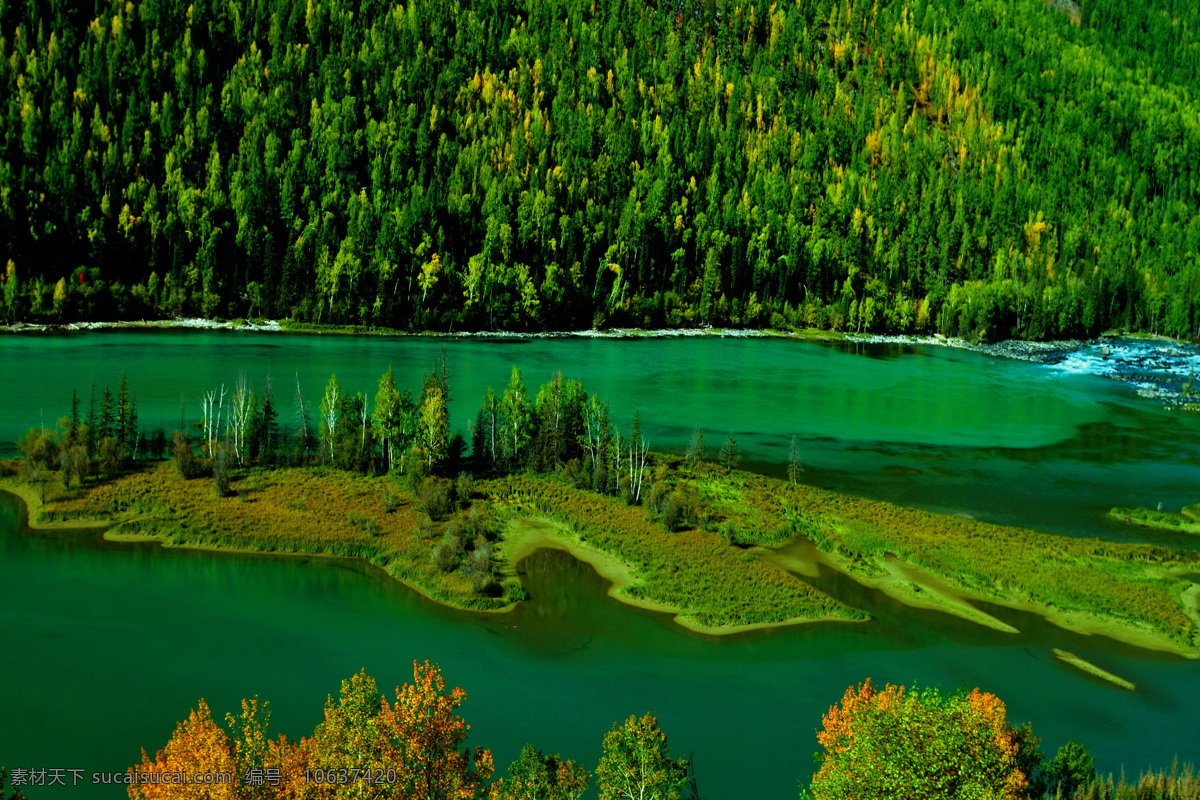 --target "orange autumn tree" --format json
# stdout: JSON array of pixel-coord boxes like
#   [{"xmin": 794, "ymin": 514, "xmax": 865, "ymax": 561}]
[
  {"xmin": 293, "ymin": 661, "xmax": 494, "ymax": 799},
  {"xmin": 128, "ymin": 699, "xmax": 239, "ymax": 800},
  {"xmin": 130, "ymin": 663, "xmax": 492, "ymax": 800},
  {"xmin": 804, "ymin": 679, "xmax": 1038, "ymax": 800}
]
